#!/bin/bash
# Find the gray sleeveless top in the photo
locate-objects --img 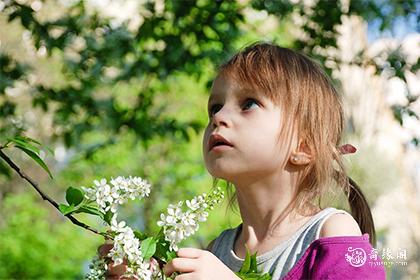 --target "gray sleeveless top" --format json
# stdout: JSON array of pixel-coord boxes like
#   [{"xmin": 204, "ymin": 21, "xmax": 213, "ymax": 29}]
[{"xmin": 210, "ymin": 207, "xmax": 352, "ymax": 279}]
